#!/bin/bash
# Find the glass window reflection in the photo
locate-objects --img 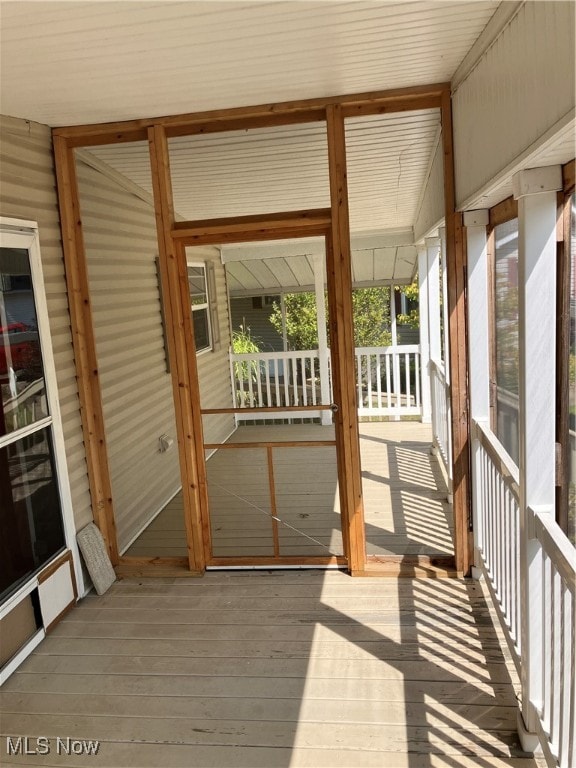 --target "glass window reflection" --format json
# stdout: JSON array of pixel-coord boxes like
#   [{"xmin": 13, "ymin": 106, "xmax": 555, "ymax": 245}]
[
  {"xmin": 0, "ymin": 428, "xmax": 65, "ymax": 601},
  {"xmin": 0, "ymin": 248, "xmax": 48, "ymax": 437}
]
